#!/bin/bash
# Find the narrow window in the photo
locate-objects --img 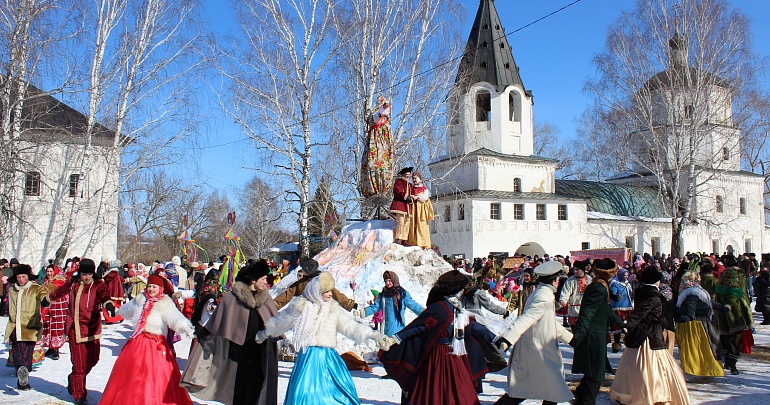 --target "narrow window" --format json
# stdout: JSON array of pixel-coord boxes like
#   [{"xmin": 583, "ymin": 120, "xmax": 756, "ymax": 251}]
[
  {"xmin": 536, "ymin": 204, "xmax": 546, "ymax": 220},
  {"xmin": 558, "ymin": 204, "xmax": 568, "ymax": 220},
  {"xmin": 625, "ymin": 236, "xmax": 634, "ymax": 249},
  {"xmin": 444, "ymin": 205, "xmax": 451, "ymax": 222},
  {"xmin": 69, "ymin": 174, "xmax": 80, "ymax": 197},
  {"xmin": 651, "ymin": 237, "xmax": 661, "ymax": 255},
  {"xmin": 723, "ymin": 147, "xmax": 730, "ymax": 161},
  {"xmin": 490, "ymin": 203, "xmax": 501, "ymax": 220},
  {"xmin": 739, "ymin": 197, "xmax": 746, "ymax": 215},
  {"xmin": 712, "ymin": 240, "xmax": 719, "ymax": 255},
  {"xmin": 513, "ymin": 178, "xmax": 522, "ymax": 192},
  {"xmin": 25, "ymin": 172, "xmax": 41, "ymax": 196},
  {"xmin": 514, "ymin": 204, "xmax": 524, "ymax": 220},
  {"xmin": 684, "ymin": 105, "xmax": 694, "ymax": 119},
  {"xmin": 581, "ymin": 242, "xmax": 590, "ymax": 250},
  {"xmin": 458, "ymin": 203, "xmax": 465, "ymax": 220},
  {"xmin": 716, "ymin": 195, "xmax": 723, "ymax": 213},
  {"xmin": 745, "ymin": 239, "xmax": 752, "ymax": 254},
  {"xmin": 476, "ymin": 91, "xmax": 491, "ymax": 122},
  {"xmin": 509, "ymin": 92, "xmax": 521, "ymax": 122}
]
